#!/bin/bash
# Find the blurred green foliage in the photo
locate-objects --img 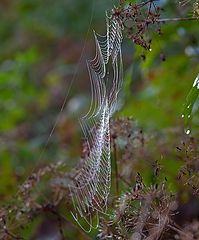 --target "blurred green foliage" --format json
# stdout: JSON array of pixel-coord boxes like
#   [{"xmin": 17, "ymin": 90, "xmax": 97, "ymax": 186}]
[{"xmin": 122, "ymin": 20, "xmax": 199, "ymax": 130}]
